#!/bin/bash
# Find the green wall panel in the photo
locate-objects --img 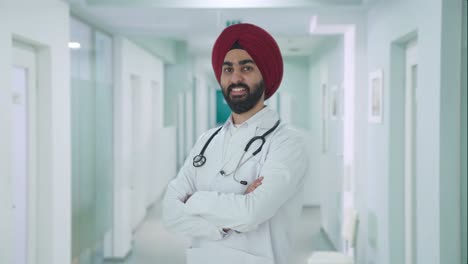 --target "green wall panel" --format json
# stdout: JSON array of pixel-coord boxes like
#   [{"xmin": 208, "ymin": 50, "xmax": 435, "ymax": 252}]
[{"xmin": 216, "ymin": 90, "xmax": 231, "ymax": 124}]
